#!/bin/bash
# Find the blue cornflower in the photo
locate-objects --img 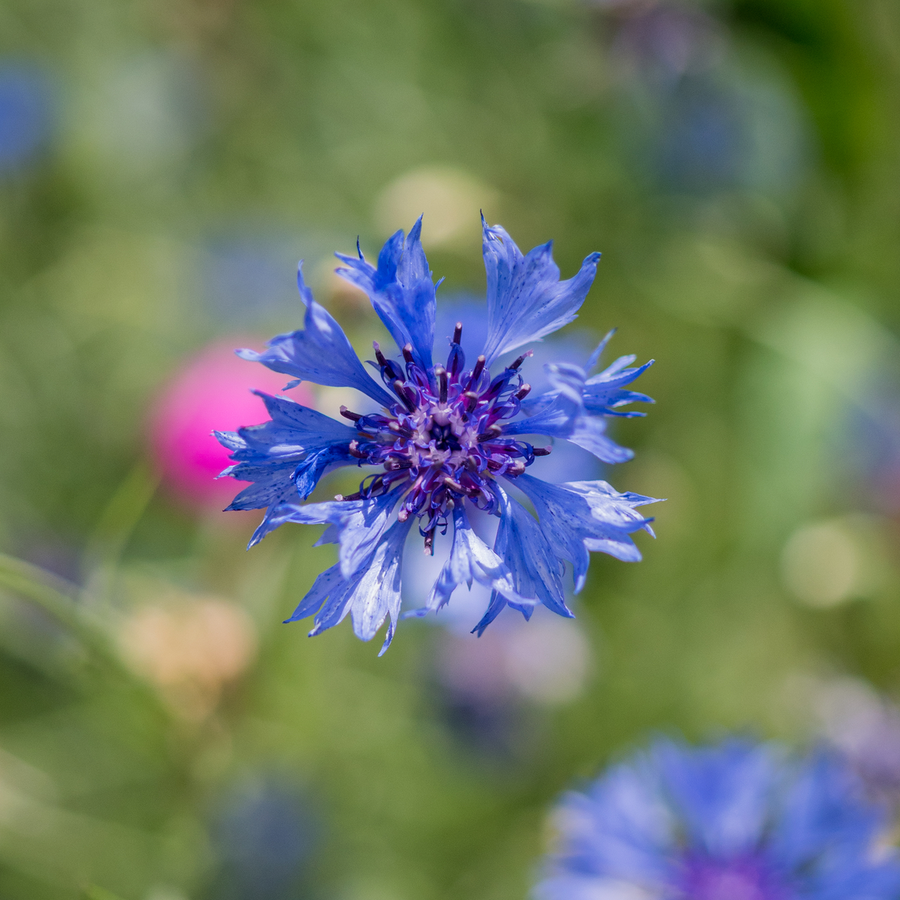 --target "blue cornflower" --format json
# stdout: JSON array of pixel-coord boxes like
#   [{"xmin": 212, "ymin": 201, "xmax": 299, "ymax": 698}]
[
  {"xmin": 216, "ymin": 217, "xmax": 657, "ymax": 652},
  {"xmin": 535, "ymin": 737, "xmax": 900, "ymax": 900}
]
